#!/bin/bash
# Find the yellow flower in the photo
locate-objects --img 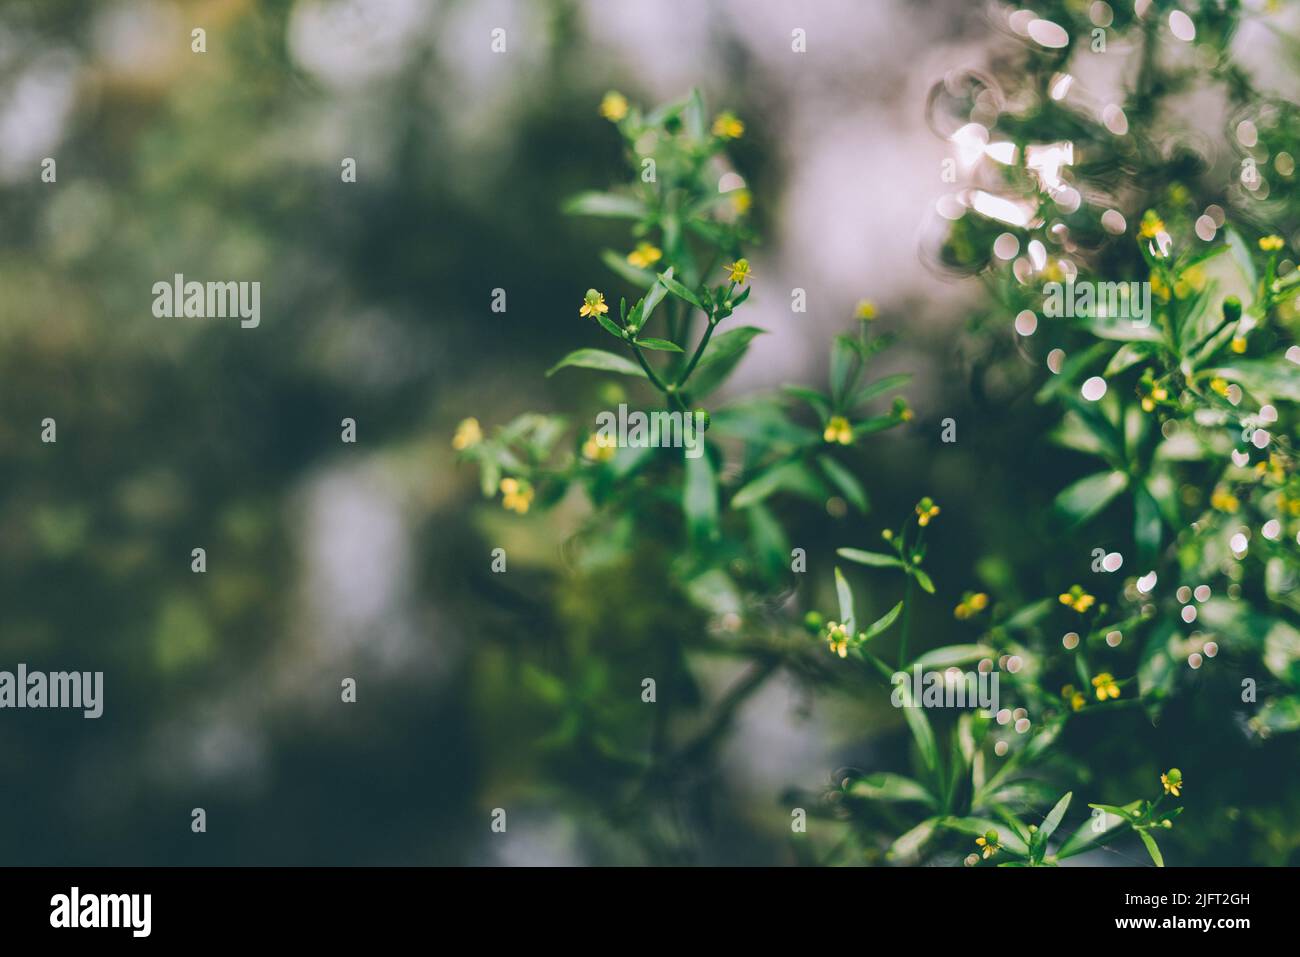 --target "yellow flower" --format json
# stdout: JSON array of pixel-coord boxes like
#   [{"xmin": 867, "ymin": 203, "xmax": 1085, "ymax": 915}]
[
  {"xmin": 1150, "ymin": 271, "xmax": 1171, "ymax": 302},
  {"xmin": 823, "ymin": 415, "xmax": 853, "ymax": 445},
  {"xmin": 723, "ymin": 258, "xmax": 752, "ymax": 285},
  {"xmin": 582, "ymin": 432, "xmax": 618, "ymax": 462},
  {"xmin": 1209, "ymin": 376, "xmax": 1229, "ymax": 397},
  {"xmin": 894, "ymin": 397, "xmax": 914, "ymax": 422},
  {"xmin": 1259, "ymin": 235, "xmax": 1285, "ymax": 252},
  {"xmin": 627, "ymin": 242, "xmax": 662, "ymax": 270},
  {"xmin": 1210, "ymin": 485, "xmax": 1239, "ymax": 513},
  {"xmin": 854, "ymin": 300, "xmax": 878, "ymax": 321},
  {"xmin": 580, "ymin": 288, "xmax": 609, "ymax": 319},
  {"xmin": 1139, "ymin": 211, "xmax": 1166, "ymax": 240},
  {"xmin": 712, "ymin": 111, "xmax": 744, "ymax": 139},
  {"xmin": 599, "ymin": 91, "xmax": 628, "ymax": 122},
  {"xmin": 825, "ymin": 621, "xmax": 850, "ymax": 658},
  {"xmin": 499, "ymin": 477, "xmax": 534, "ymax": 514},
  {"xmin": 1091, "ymin": 672, "xmax": 1120, "ymax": 701},
  {"xmin": 955, "ymin": 592, "xmax": 989, "ymax": 619},
  {"xmin": 1058, "ymin": 585, "xmax": 1095, "ymax": 613},
  {"xmin": 1161, "ymin": 767, "xmax": 1184, "ymax": 797},
  {"xmin": 1231, "ymin": 336, "xmax": 1248, "ymax": 354},
  {"xmin": 1062, "ymin": 685, "xmax": 1086, "ymax": 712},
  {"xmin": 975, "ymin": 829, "xmax": 1002, "ymax": 859},
  {"xmin": 730, "ymin": 189, "xmax": 752, "ymax": 214},
  {"xmin": 915, "ymin": 497, "xmax": 940, "ymax": 527},
  {"xmin": 452, "ymin": 417, "xmax": 482, "ymax": 451}
]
